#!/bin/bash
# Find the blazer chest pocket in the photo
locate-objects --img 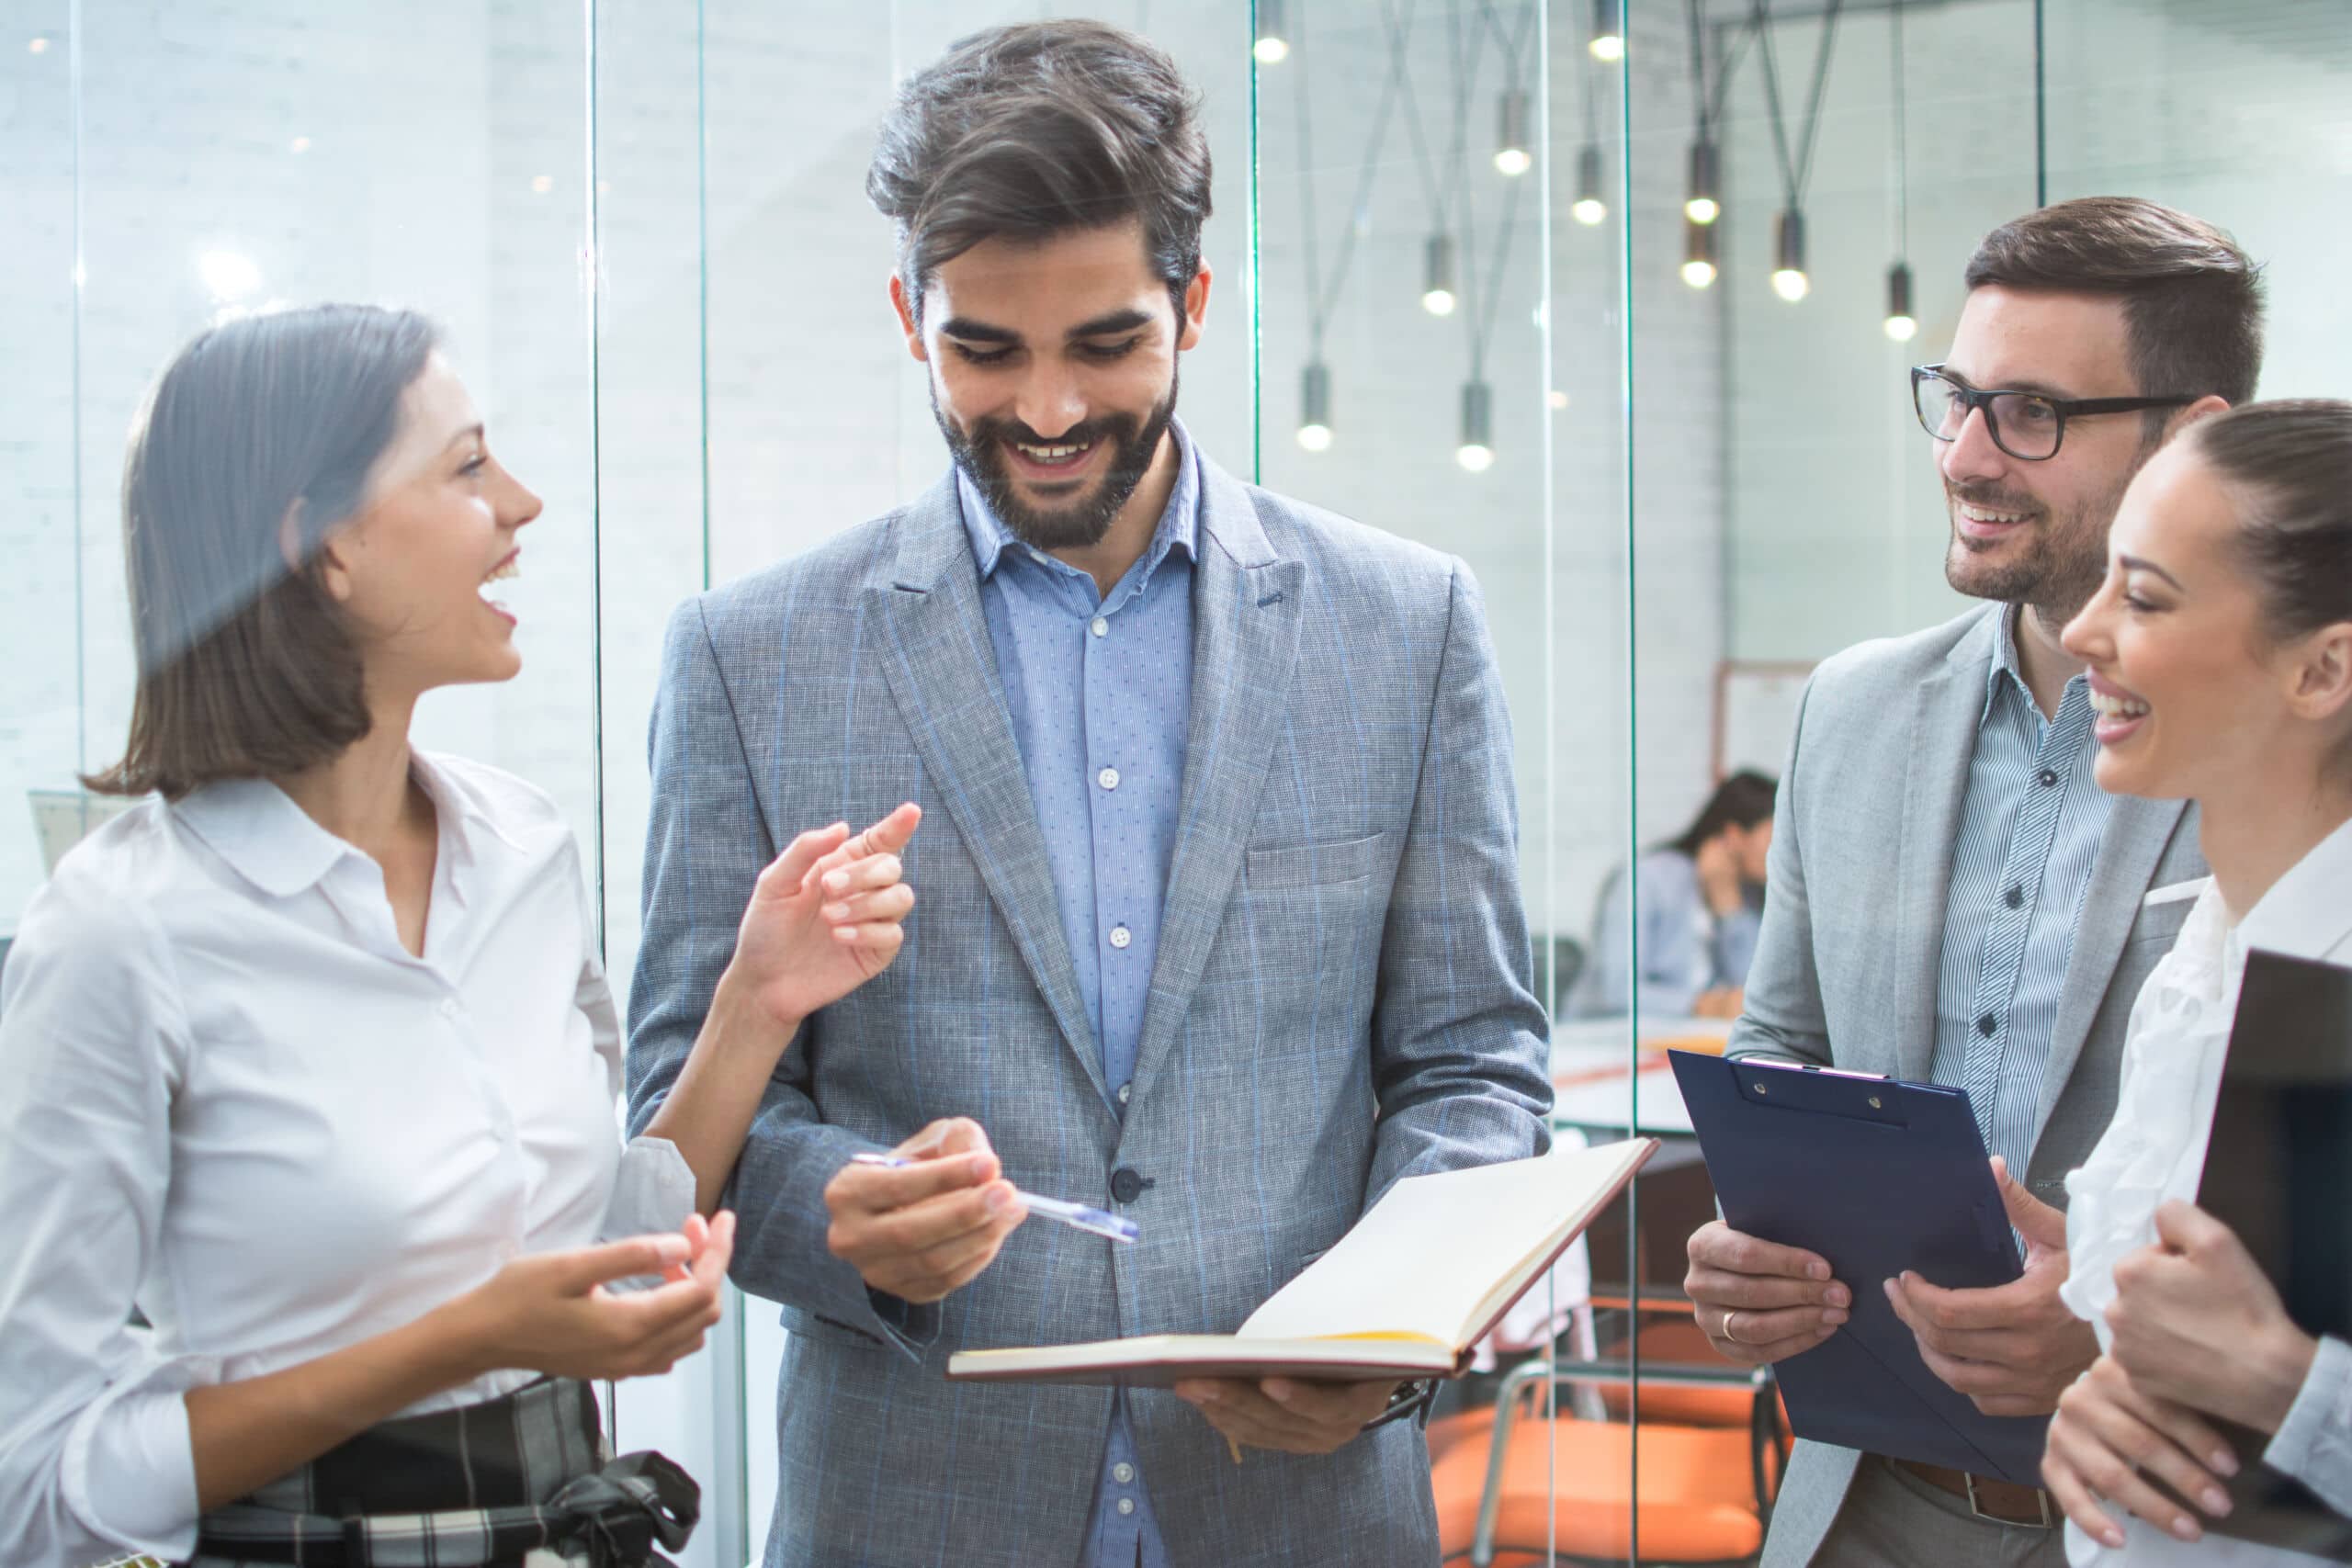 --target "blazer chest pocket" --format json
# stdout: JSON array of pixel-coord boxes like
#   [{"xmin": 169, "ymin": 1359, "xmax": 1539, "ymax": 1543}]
[
  {"xmin": 1244, "ymin": 830, "xmax": 1390, "ymax": 892},
  {"xmin": 2126, "ymin": 892, "xmax": 2197, "ymax": 952}
]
